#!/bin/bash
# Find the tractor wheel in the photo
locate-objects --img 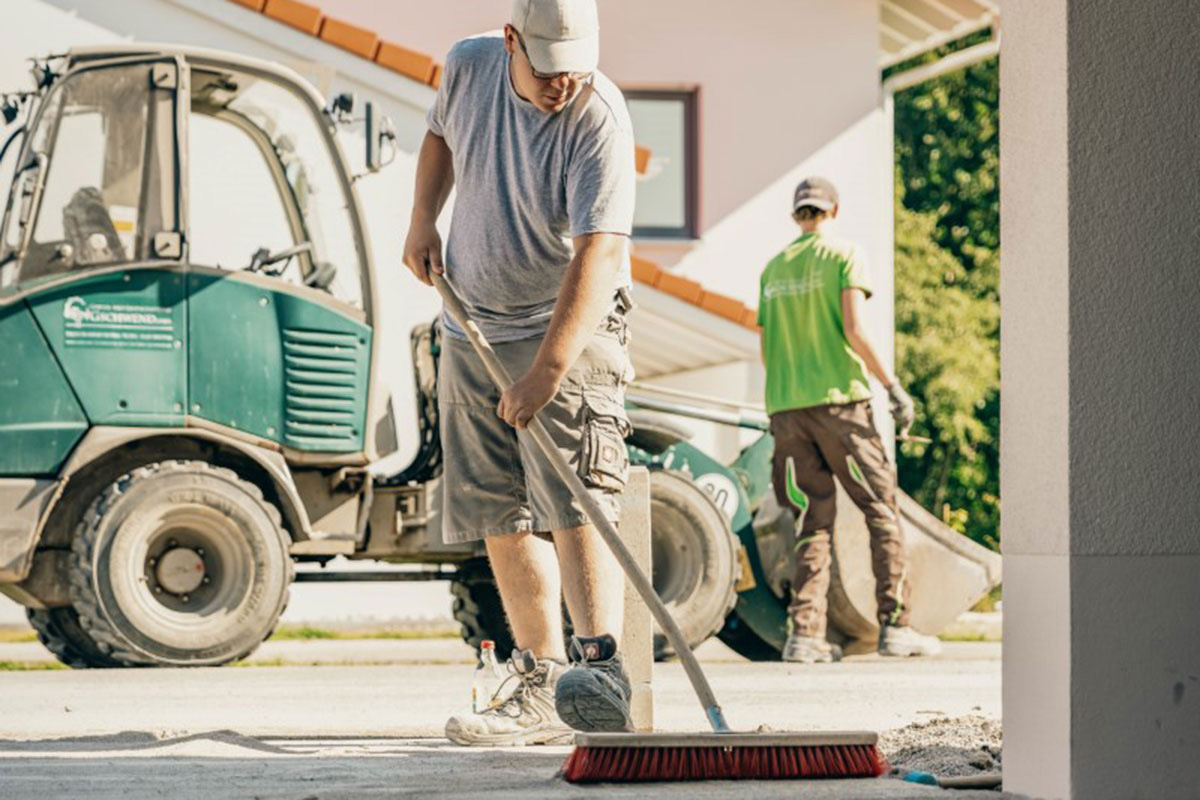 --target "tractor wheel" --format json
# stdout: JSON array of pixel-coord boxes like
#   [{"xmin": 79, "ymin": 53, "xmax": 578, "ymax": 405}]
[
  {"xmin": 26, "ymin": 606, "xmax": 123, "ymax": 669},
  {"xmin": 451, "ymin": 560, "xmax": 516, "ymax": 657},
  {"xmin": 67, "ymin": 460, "xmax": 293, "ymax": 667},
  {"xmin": 449, "ymin": 471, "xmax": 740, "ymax": 662},
  {"xmin": 716, "ymin": 610, "xmax": 781, "ymax": 662},
  {"xmin": 649, "ymin": 470, "xmax": 741, "ymax": 660},
  {"xmin": 450, "ymin": 559, "xmax": 574, "ymax": 658}
]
